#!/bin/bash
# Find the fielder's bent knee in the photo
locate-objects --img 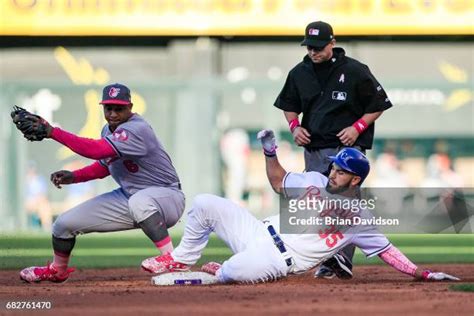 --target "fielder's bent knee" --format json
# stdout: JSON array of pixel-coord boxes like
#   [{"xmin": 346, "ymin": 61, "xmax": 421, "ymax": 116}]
[
  {"xmin": 127, "ymin": 193, "xmax": 155, "ymax": 223},
  {"xmin": 52, "ymin": 215, "xmax": 75, "ymax": 239}
]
